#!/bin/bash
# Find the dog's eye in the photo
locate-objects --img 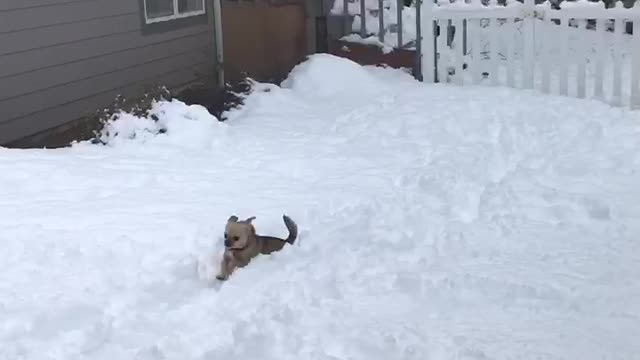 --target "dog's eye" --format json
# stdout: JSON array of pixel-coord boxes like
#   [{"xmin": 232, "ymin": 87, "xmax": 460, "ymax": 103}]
[
  {"xmin": 223, "ymin": 232, "xmax": 228, "ymax": 239},
  {"xmin": 233, "ymin": 236, "xmax": 239, "ymax": 241}
]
